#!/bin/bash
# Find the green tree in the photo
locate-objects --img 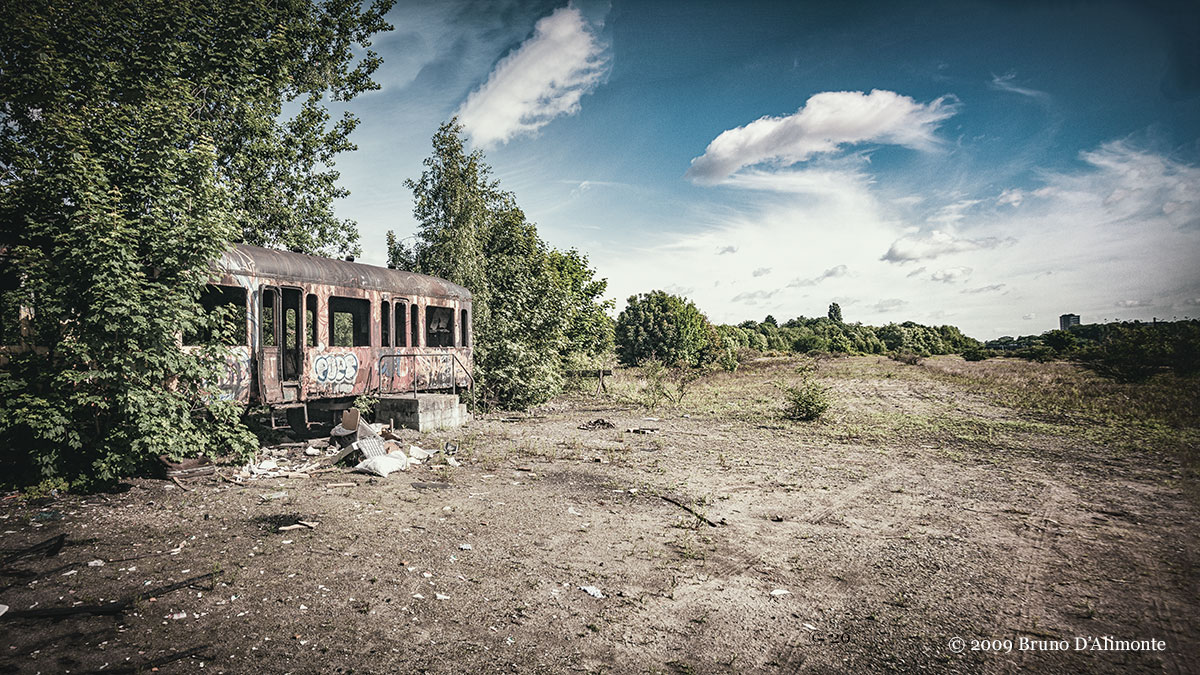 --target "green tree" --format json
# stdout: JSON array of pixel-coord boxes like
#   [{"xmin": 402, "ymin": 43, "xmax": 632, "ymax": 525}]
[
  {"xmin": 828, "ymin": 302, "xmax": 843, "ymax": 323},
  {"xmin": 0, "ymin": 0, "xmax": 392, "ymax": 487},
  {"xmin": 615, "ymin": 291, "xmax": 712, "ymax": 367},
  {"xmin": 399, "ymin": 121, "xmax": 611, "ymax": 409}
]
